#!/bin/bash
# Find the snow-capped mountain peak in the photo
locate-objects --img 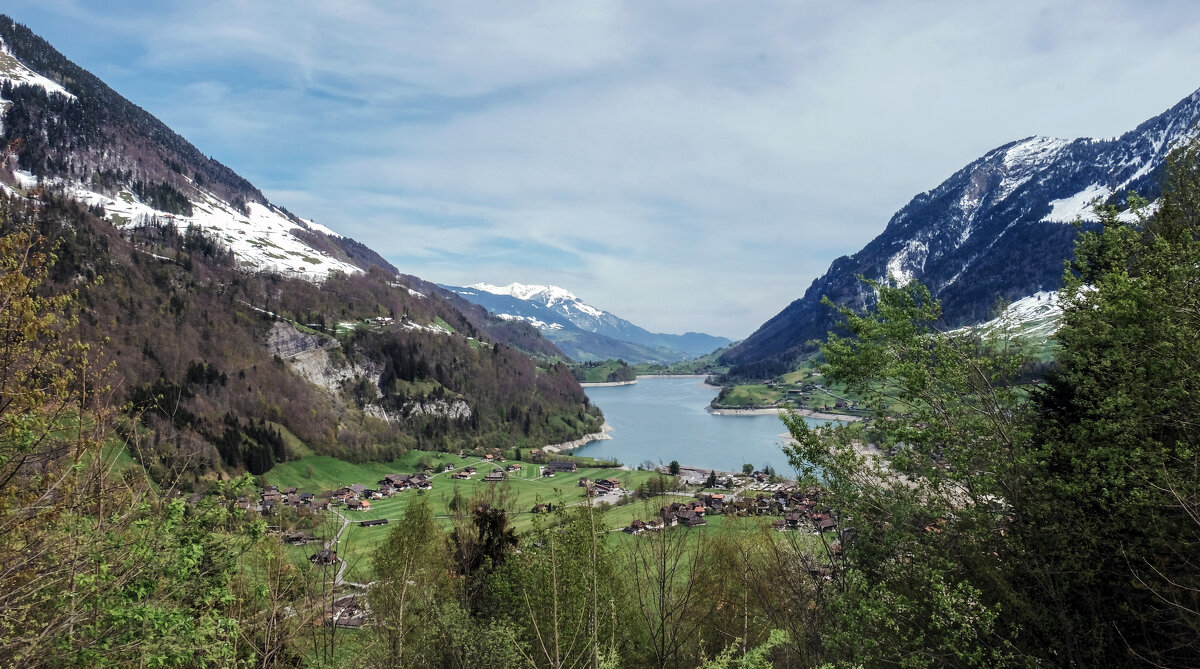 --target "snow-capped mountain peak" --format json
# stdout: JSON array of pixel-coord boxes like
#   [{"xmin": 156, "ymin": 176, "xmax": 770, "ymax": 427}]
[
  {"xmin": 446, "ymin": 281, "xmax": 733, "ymax": 363},
  {"xmin": 471, "ymin": 282, "xmax": 576, "ymax": 303}
]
